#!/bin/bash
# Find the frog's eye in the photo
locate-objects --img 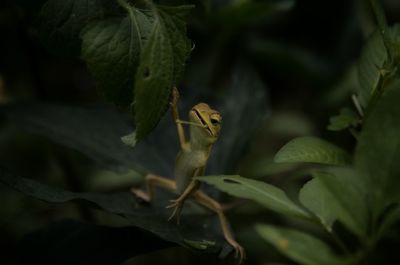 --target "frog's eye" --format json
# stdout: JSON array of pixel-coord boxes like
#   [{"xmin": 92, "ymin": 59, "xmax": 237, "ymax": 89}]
[{"xmin": 210, "ymin": 117, "xmax": 220, "ymax": 125}]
